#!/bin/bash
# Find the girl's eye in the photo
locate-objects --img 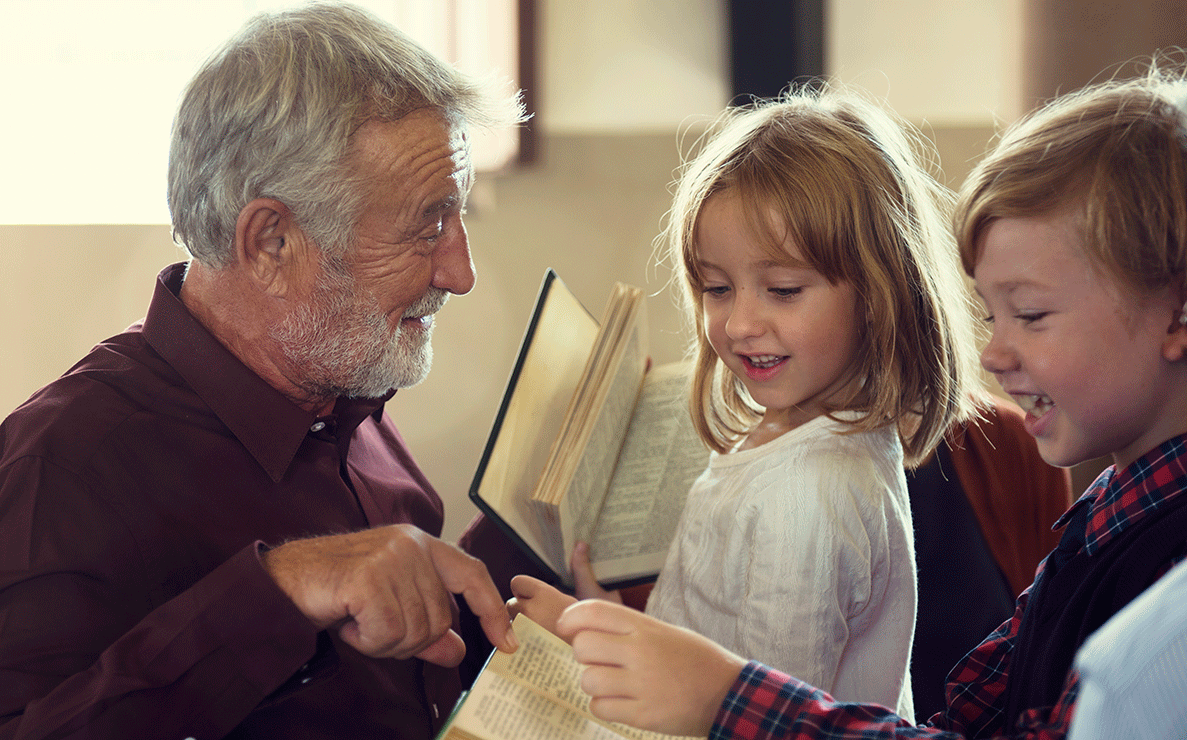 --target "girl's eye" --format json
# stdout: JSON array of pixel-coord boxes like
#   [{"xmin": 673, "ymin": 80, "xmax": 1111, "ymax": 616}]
[
  {"xmin": 702, "ymin": 286, "xmax": 729, "ymax": 297},
  {"xmin": 981, "ymin": 313, "xmax": 995, "ymax": 324},
  {"xmin": 770, "ymin": 287, "xmax": 803, "ymax": 298}
]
